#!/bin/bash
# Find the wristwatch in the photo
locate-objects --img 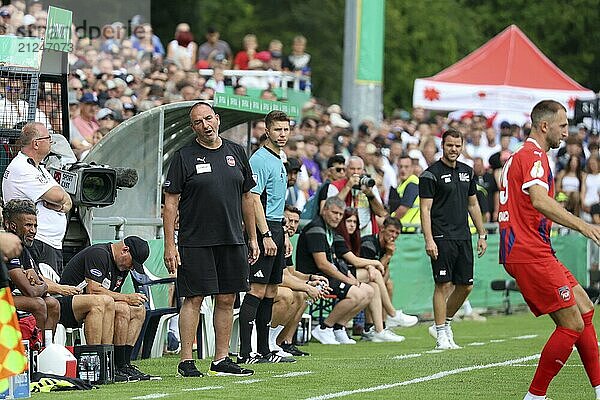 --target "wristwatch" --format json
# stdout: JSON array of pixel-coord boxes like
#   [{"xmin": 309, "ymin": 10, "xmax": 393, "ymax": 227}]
[
  {"xmin": 479, "ymin": 234, "xmax": 488, "ymax": 240},
  {"xmin": 261, "ymin": 230, "xmax": 273, "ymax": 239}
]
